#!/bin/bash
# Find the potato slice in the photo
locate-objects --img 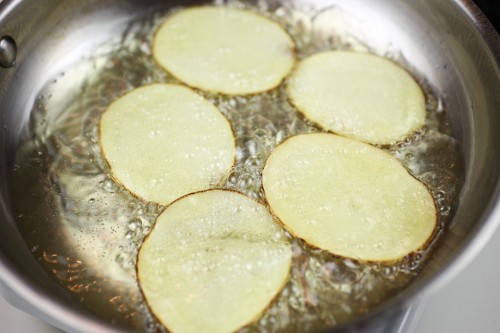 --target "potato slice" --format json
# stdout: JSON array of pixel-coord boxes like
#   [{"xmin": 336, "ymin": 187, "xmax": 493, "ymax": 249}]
[
  {"xmin": 153, "ymin": 6, "xmax": 295, "ymax": 95},
  {"xmin": 262, "ymin": 133, "xmax": 436, "ymax": 262},
  {"xmin": 99, "ymin": 84, "xmax": 235, "ymax": 205},
  {"xmin": 287, "ymin": 51, "xmax": 426, "ymax": 145},
  {"xmin": 138, "ymin": 190, "xmax": 292, "ymax": 333}
]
